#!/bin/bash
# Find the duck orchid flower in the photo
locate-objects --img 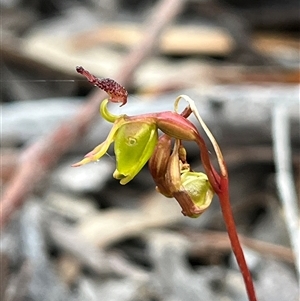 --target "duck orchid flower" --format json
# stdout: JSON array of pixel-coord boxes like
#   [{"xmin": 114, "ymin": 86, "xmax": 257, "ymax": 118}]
[{"xmin": 72, "ymin": 66, "xmax": 257, "ymax": 301}]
